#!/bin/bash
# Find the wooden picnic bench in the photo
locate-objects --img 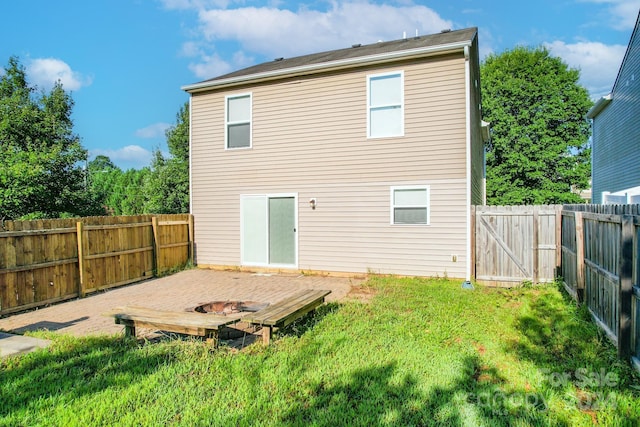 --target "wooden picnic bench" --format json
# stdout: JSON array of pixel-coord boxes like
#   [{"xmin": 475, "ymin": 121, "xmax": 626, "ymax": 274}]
[
  {"xmin": 106, "ymin": 306, "xmax": 237, "ymax": 346},
  {"xmin": 242, "ymin": 289, "xmax": 331, "ymax": 345}
]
